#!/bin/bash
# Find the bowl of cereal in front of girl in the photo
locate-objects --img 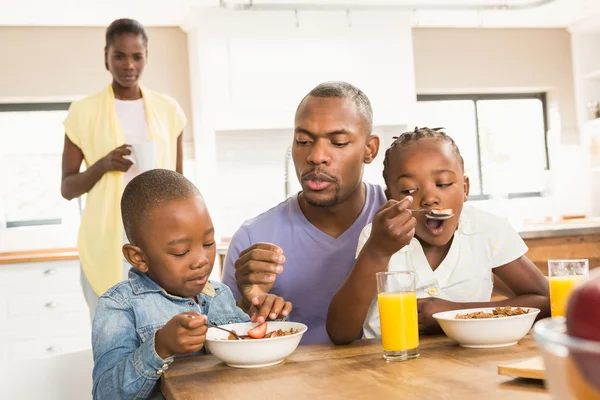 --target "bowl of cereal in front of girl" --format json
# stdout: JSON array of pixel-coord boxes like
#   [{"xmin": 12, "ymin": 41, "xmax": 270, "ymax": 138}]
[{"xmin": 433, "ymin": 306, "xmax": 540, "ymax": 348}]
